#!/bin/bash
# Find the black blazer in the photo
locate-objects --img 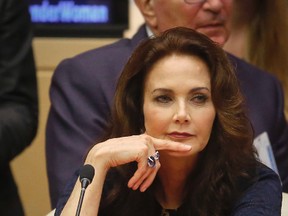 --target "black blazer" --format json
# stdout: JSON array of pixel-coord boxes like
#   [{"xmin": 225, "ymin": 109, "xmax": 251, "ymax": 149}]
[
  {"xmin": 0, "ymin": 0, "xmax": 38, "ymax": 215},
  {"xmin": 46, "ymin": 25, "xmax": 288, "ymax": 208}
]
